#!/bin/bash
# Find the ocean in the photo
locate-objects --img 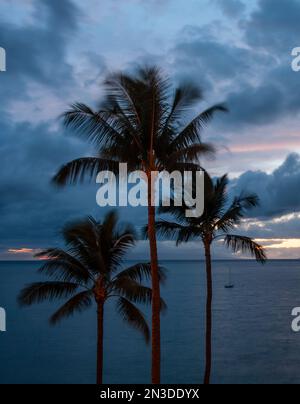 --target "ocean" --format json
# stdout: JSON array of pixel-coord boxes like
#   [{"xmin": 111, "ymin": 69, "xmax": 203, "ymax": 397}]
[{"xmin": 0, "ymin": 260, "xmax": 300, "ymax": 384}]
